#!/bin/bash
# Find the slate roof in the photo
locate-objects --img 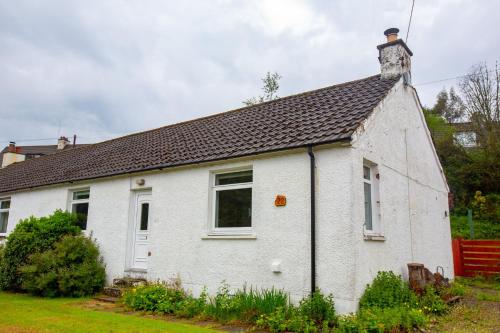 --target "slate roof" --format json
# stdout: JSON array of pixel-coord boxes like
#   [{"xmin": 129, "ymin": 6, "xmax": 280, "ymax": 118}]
[{"xmin": 0, "ymin": 74, "xmax": 399, "ymax": 195}]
